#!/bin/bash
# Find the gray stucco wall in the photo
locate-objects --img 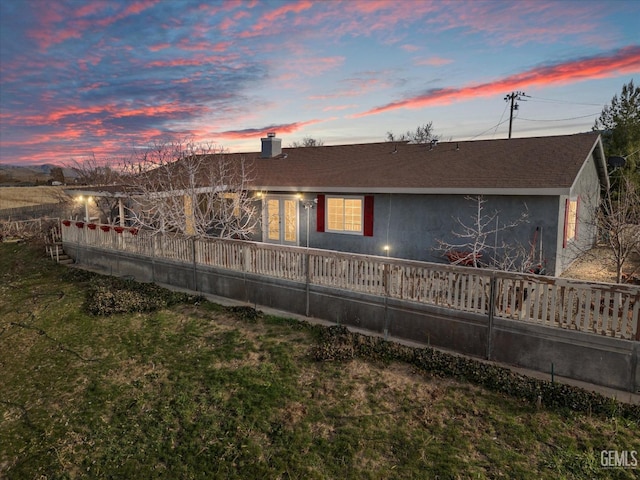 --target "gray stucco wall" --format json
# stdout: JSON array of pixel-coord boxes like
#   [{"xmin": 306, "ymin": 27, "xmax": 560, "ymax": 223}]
[
  {"xmin": 555, "ymin": 153, "xmax": 602, "ymax": 274},
  {"xmin": 259, "ymin": 193, "xmax": 561, "ymax": 274}
]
